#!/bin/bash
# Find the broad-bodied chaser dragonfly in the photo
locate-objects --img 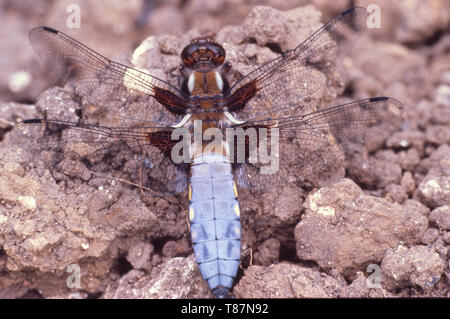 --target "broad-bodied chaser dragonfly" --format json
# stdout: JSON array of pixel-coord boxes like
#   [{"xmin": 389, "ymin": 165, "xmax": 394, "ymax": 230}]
[{"xmin": 11, "ymin": 7, "xmax": 402, "ymax": 298}]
